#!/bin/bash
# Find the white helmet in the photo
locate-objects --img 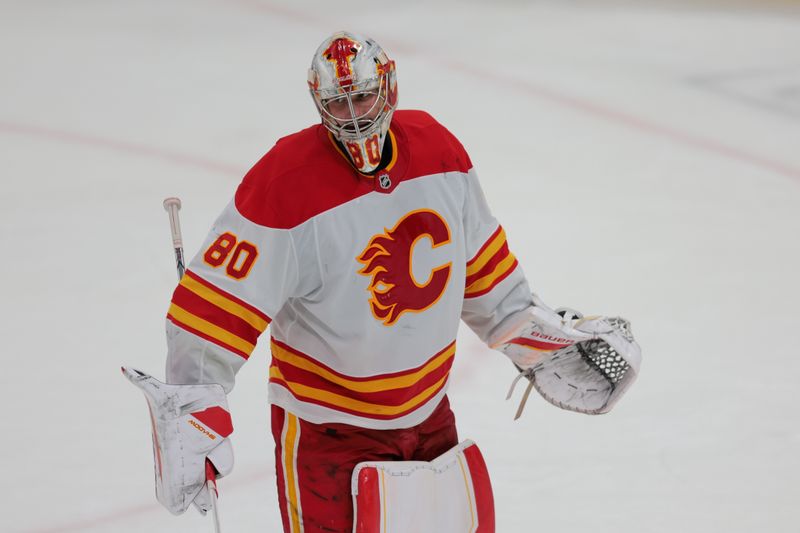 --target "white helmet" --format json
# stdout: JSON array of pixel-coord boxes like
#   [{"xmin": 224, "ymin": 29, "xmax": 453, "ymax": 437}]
[{"xmin": 308, "ymin": 31, "xmax": 398, "ymax": 173}]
